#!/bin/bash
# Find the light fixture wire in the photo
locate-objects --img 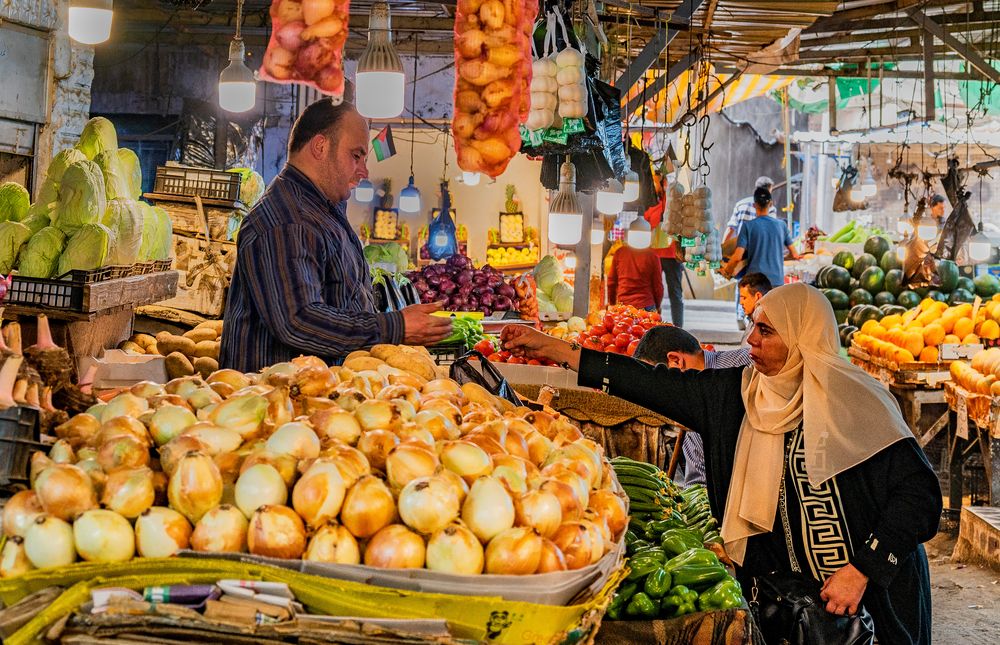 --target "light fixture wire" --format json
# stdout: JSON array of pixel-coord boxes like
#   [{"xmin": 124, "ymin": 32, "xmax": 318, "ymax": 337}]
[{"xmin": 410, "ymin": 32, "xmax": 419, "ymax": 178}]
